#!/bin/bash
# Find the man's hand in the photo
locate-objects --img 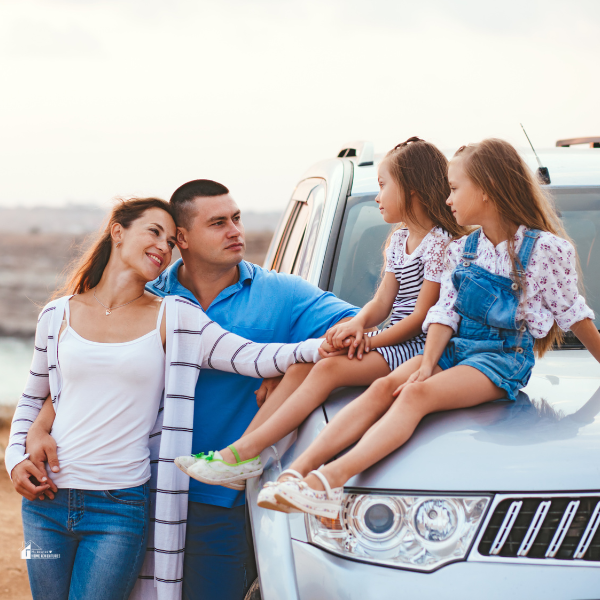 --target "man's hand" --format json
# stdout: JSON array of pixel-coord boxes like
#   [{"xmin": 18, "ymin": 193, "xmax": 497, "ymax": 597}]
[
  {"xmin": 254, "ymin": 376, "xmax": 283, "ymax": 408},
  {"xmin": 11, "ymin": 459, "xmax": 52, "ymax": 501},
  {"xmin": 25, "ymin": 427, "xmax": 59, "ymax": 500}
]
